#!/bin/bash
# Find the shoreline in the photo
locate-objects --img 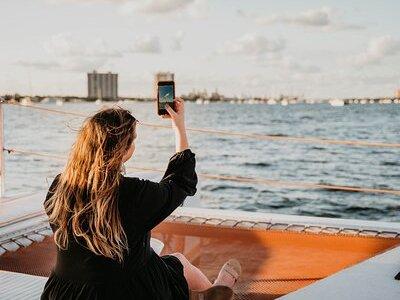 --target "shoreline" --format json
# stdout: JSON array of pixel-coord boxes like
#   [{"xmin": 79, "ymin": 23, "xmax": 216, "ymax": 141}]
[{"xmin": 1, "ymin": 95, "xmax": 400, "ymax": 105}]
